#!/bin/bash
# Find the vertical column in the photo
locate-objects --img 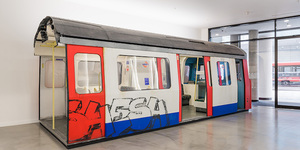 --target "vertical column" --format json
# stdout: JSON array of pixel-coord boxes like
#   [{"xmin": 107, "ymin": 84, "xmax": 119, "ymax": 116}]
[
  {"xmin": 258, "ymin": 39, "xmax": 273, "ymax": 100},
  {"xmin": 230, "ymin": 34, "xmax": 239, "ymax": 47},
  {"xmin": 249, "ymin": 30, "xmax": 259, "ymax": 101}
]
